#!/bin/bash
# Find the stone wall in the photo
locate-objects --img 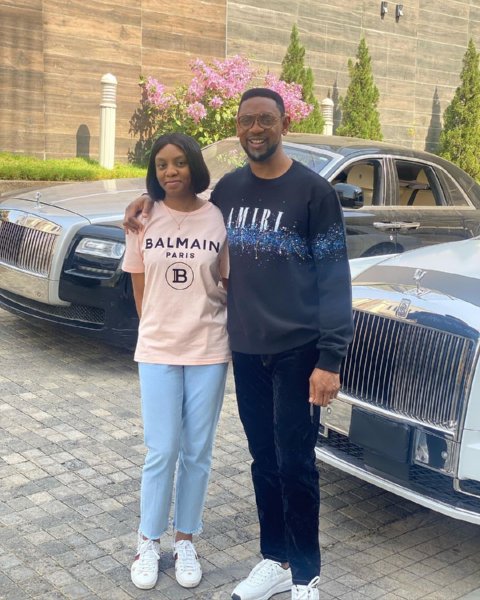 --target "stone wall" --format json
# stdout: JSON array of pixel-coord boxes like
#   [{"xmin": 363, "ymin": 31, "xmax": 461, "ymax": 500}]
[
  {"xmin": 0, "ymin": 0, "xmax": 226, "ymax": 161},
  {"xmin": 227, "ymin": 0, "xmax": 480, "ymax": 150},
  {"xmin": 1, "ymin": 0, "xmax": 479, "ymax": 161}
]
